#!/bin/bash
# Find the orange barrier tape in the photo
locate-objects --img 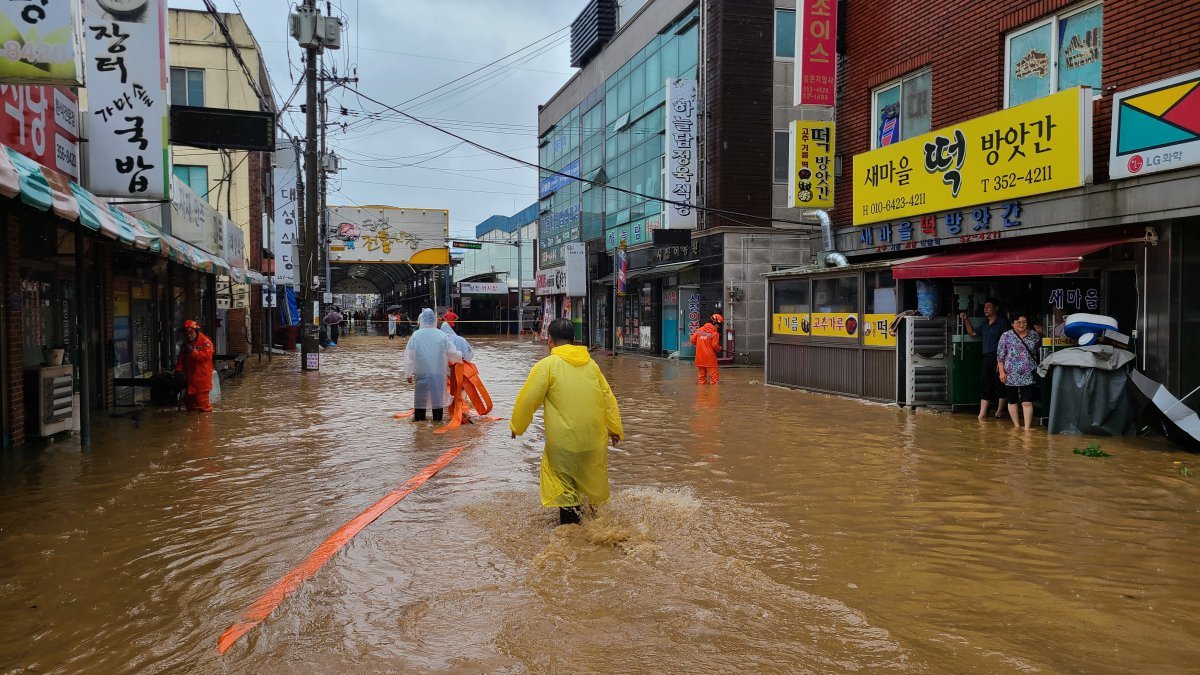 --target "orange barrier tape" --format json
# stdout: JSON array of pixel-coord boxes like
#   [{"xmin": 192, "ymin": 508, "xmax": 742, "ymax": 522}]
[{"xmin": 216, "ymin": 445, "xmax": 467, "ymax": 655}]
